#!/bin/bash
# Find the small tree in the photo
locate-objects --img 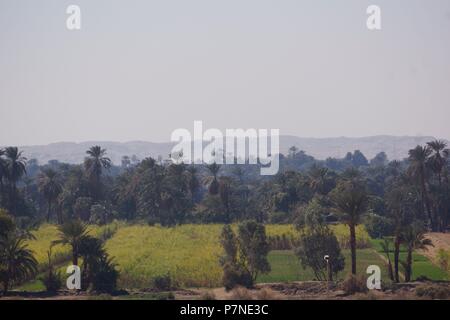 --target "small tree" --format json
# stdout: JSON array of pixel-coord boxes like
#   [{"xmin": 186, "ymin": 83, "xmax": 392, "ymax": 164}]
[
  {"xmin": 237, "ymin": 220, "xmax": 271, "ymax": 283},
  {"xmin": 402, "ymin": 222, "xmax": 433, "ymax": 282},
  {"xmin": 41, "ymin": 248, "xmax": 62, "ymax": 293},
  {"xmin": 295, "ymin": 226, "xmax": 345, "ymax": 281},
  {"xmin": 78, "ymin": 235, "xmax": 118, "ymax": 293},
  {"xmin": 0, "ymin": 233, "xmax": 38, "ymax": 294},
  {"xmin": 52, "ymin": 220, "xmax": 89, "ymax": 266},
  {"xmin": 219, "ymin": 221, "xmax": 270, "ymax": 290}
]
